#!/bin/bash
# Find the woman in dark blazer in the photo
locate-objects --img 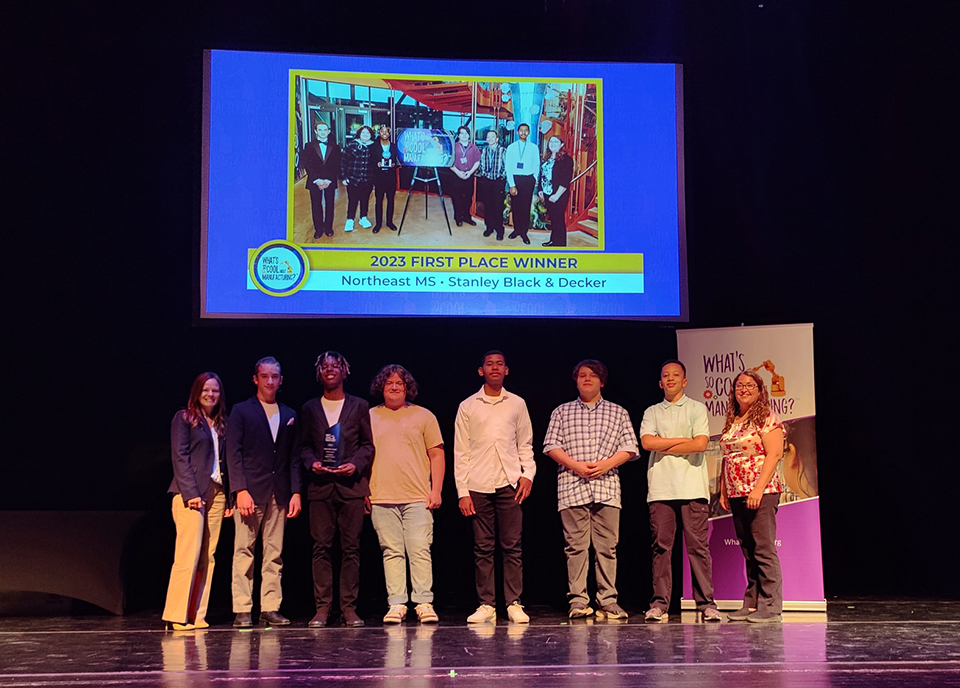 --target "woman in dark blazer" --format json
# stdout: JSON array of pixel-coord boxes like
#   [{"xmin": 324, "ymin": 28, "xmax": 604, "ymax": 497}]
[
  {"xmin": 538, "ymin": 135, "xmax": 575, "ymax": 246},
  {"xmin": 162, "ymin": 372, "xmax": 230, "ymax": 630}
]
